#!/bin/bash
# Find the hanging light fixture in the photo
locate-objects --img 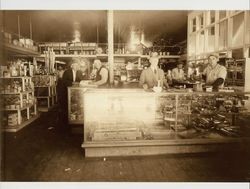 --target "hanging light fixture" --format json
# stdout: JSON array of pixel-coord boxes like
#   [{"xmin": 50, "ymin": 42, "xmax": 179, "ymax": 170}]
[{"xmin": 72, "ymin": 21, "xmax": 81, "ymax": 42}]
